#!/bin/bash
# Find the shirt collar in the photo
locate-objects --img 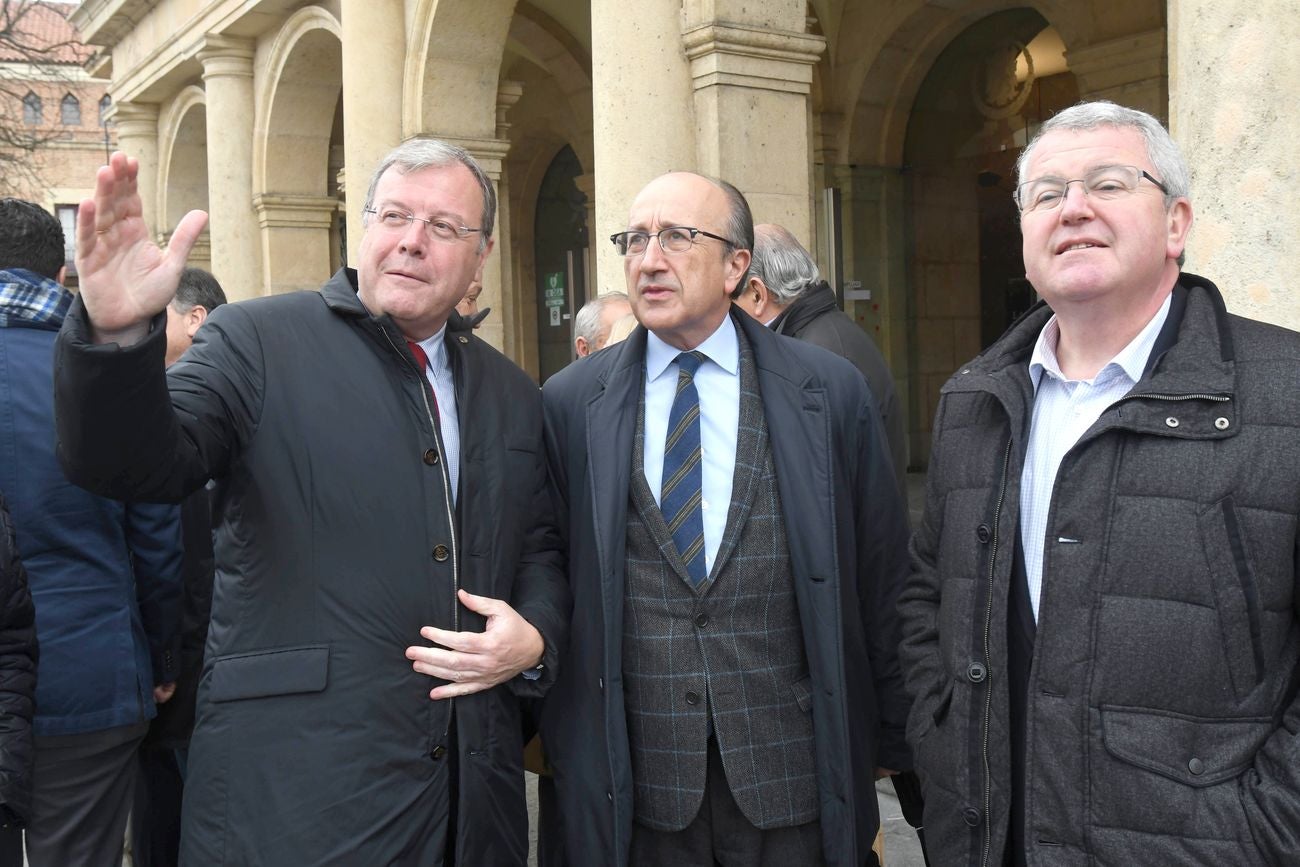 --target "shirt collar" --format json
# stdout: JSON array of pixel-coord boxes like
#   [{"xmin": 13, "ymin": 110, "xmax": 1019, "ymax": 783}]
[
  {"xmin": 645, "ymin": 314, "xmax": 740, "ymax": 383},
  {"xmin": 1029, "ymin": 292, "xmax": 1173, "ymax": 390},
  {"xmin": 416, "ymin": 323, "xmax": 450, "ymax": 374}
]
